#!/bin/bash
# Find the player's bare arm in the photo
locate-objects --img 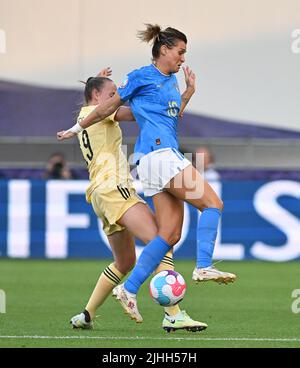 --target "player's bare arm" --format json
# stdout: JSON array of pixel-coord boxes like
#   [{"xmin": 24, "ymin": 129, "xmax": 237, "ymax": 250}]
[
  {"xmin": 179, "ymin": 66, "xmax": 196, "ymax": 117},
  {"xmin": 115, "ymin": 106, "xmax": 135, "ymax": 122},
  {"xmin": 81, "ymin": 92, "xmax": 123, "ymax": 127},
  {"xmin": 57, "ymin": 93, "xmax": 123, "ymax": 141}
]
